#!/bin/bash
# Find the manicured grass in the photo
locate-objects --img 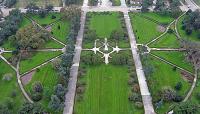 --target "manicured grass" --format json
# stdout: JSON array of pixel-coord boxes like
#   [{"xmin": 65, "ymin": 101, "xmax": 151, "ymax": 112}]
[
  {"xmin": 177, "ymin": 16, "xmax": 200, "ymax": 41},
  {"xmin": 89, "ymin": 13, "xmax": 122, "ymax": 38},
  {"xmin": 85, "ymin": 12, "xmax": 130, "ymax": 48},
  {"xmin": 147, "ymin": 56, "xmax": 190, "ymax": 113},
  {"xmin": 28, "ymin": 13, "xmax": 62, "ymax": 26},
  {"xmin": 151, "ymin": 51, "xmax": 194, "ymax": 72},
  {"xmin": 1, "ymin": 40, "xmax": 15, "ymax": 50},
  {"xmin": 139, "ymin": 12, "xmax": 174, "ymax": 24},
  {"xmin": 20, "ymin": 16, "xmax": 32, "ymax": 28},
  {"xmin": 44, "ymin": 40, "xmax": 64, "ymax": 49},
  {"xmin": 20, "ymin": 51, "xmax": 62, "ymax": 74},
  {"xmin": 2, "ymin": 53, "xmax": 13, "ymax": 60},
  {"xmin": 74, "ymin": 64, "xmax": 143, "ymax": 114},
  {"xmin": 25, "ymin": 63, "xmax": 58, "ymax": 108},
  {"xmin": 51, "ymin": 20, "xmax": 70, "ymax": 43},
  {"xmin": 130, "ymin": 13, "xmax": 163, "ymax": 44},
  {"xmin": 0, "ymin": 60, "xmax": 25, "ymax": 112},
  {"xmin": 15, "ymin": 0, "xmax": 62, "ymax": 8},
  {"xmin": 149, "ymin": 33, "xmax": 180, "ymax": 48}
]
